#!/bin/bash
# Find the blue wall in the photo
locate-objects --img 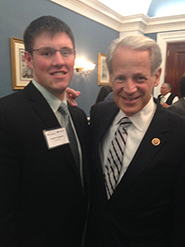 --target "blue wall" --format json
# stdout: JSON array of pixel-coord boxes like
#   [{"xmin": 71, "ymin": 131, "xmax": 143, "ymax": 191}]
[{"xmin": 0, "ymin": 0, "xmax": 119, "ymax": 116}]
